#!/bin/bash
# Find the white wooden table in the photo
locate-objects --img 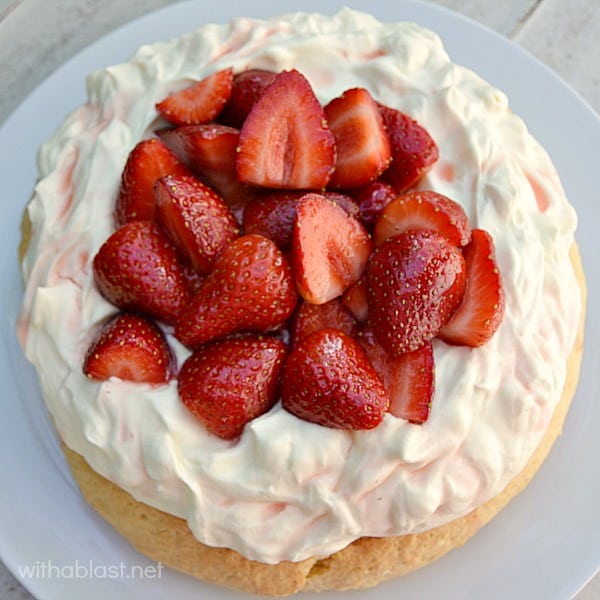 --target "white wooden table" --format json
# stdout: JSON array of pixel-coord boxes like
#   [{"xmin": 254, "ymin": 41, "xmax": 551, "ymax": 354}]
[{"xmin": 1, "ymin": 1, "xmax": 598, "ymax": 598}]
